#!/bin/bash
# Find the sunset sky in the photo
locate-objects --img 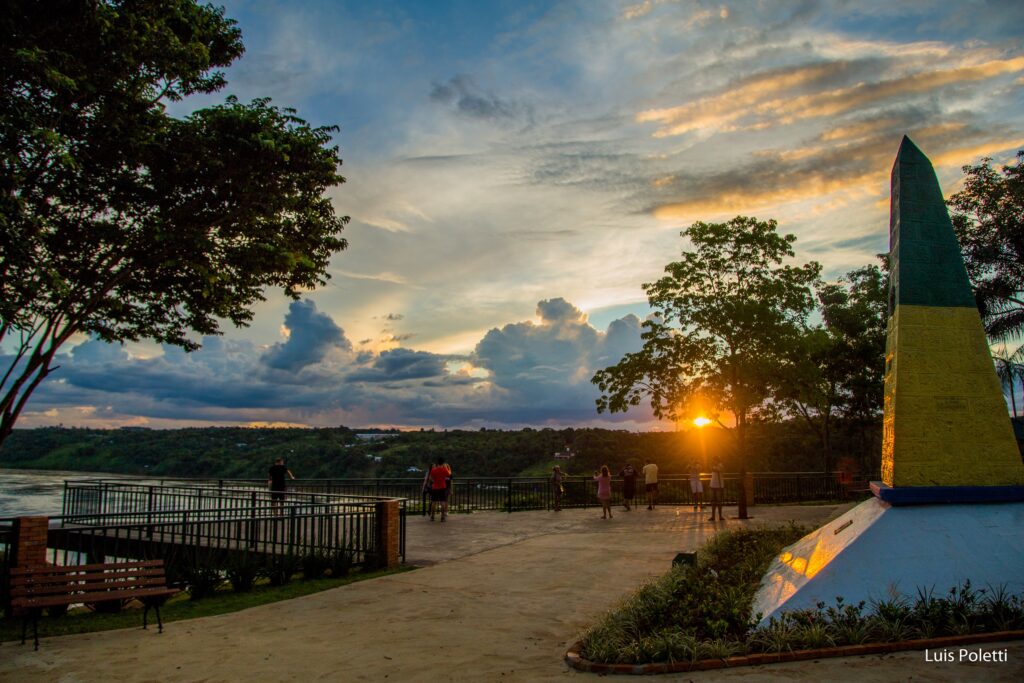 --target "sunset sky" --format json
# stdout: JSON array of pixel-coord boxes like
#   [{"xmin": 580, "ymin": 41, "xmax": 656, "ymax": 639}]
[{"xmin": 17, "ymin": 0, "xmax": 1024, "ymax": 430}]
